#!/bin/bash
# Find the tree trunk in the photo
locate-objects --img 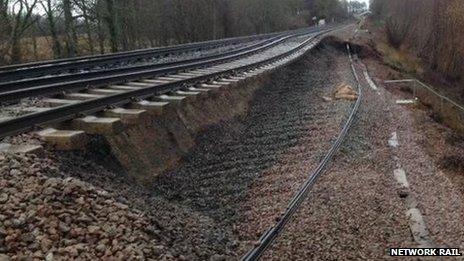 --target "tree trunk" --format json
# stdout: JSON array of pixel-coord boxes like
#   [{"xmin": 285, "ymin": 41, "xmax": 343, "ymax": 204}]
[
  {"xmin": 10, "ymin": 33, "xmax": 22, "ymax": 63},
  {"xmin": 105, "ymin": 0, "xmax": 119, "ymax": 52},
  {"xmin": 81, "ymin": 5, "xmax": 95, "ymax": 54},
  {"xmin": 63, "ymin": 0, "xmax": 78, "ymax": 57},
  {"xmin": 44, "ymin": 0, "xmax": 62, "ymax": 58},
  {"xmin": 32, "ymin": 31, "xmax": 38, "ymax": 60}
]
